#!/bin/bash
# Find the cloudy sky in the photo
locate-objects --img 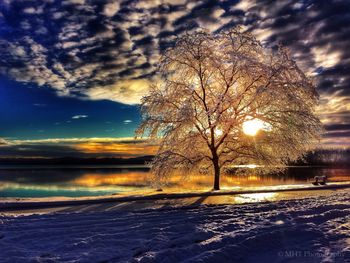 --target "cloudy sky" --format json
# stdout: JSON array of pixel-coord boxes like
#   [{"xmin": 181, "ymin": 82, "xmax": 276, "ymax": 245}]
[{"xmin": 0, "ymin": 0, "xmax": 349, "ymax": 158}]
